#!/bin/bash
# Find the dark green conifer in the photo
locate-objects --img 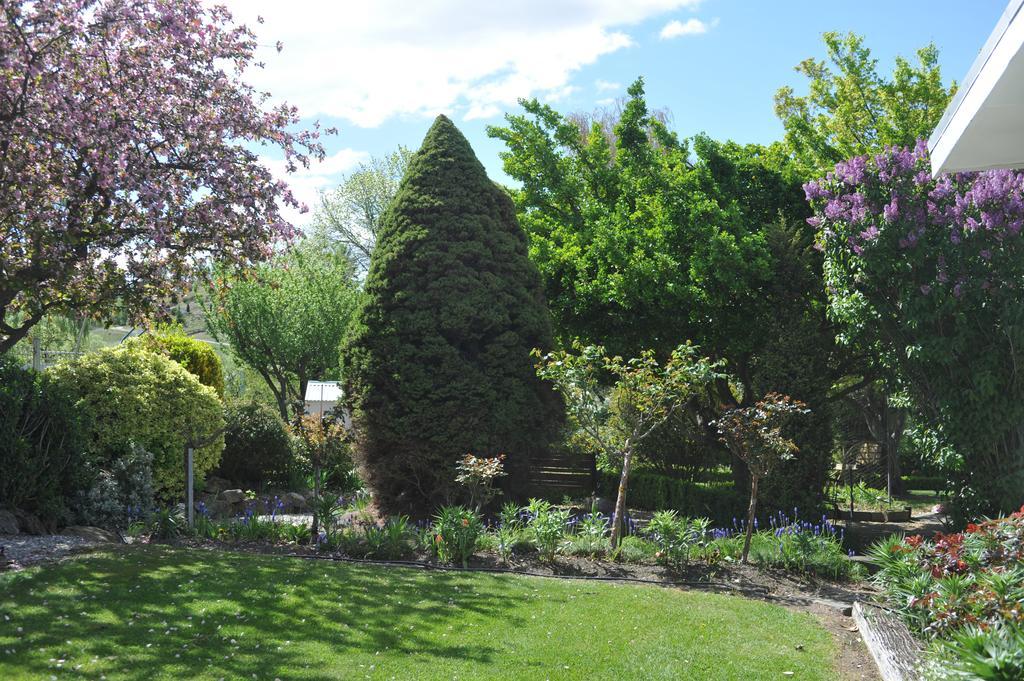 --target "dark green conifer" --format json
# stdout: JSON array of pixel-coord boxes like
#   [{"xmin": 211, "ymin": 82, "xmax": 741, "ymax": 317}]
[{"xmin": 340, "ymin": 115, "xmax": 561, "ymax": 514}]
